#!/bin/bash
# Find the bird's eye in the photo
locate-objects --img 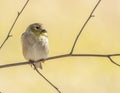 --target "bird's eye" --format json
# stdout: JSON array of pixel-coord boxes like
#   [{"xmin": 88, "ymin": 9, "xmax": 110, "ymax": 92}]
[{"xmin": 35, "ymin": 26, "xmax": 39, "ymax": 29}]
